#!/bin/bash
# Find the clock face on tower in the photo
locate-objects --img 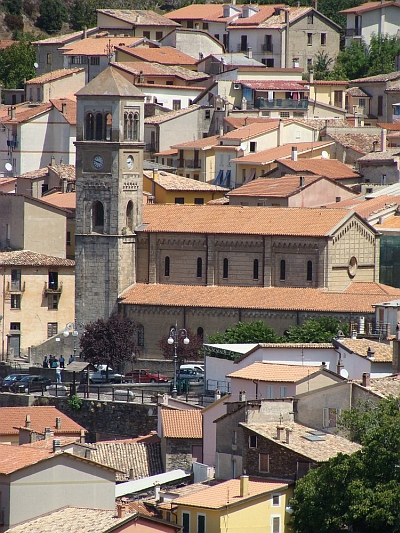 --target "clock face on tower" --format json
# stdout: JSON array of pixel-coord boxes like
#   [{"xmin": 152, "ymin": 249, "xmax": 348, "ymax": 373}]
[
  {"xmin": 126, "ymin": 155, "xmax": 134, "ymax": 170},
  {"xmin": 92, "ymin": 155, "xmax": 104, "ymax": 169}
]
